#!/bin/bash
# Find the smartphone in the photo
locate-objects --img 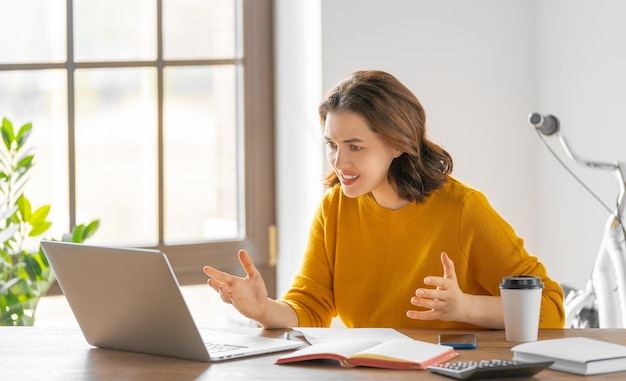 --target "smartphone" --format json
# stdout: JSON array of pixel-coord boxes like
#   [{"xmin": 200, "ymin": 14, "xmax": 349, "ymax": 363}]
[{"xmin": 438, "ymin": 333, "xmax": 477, "ymax": 349}]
